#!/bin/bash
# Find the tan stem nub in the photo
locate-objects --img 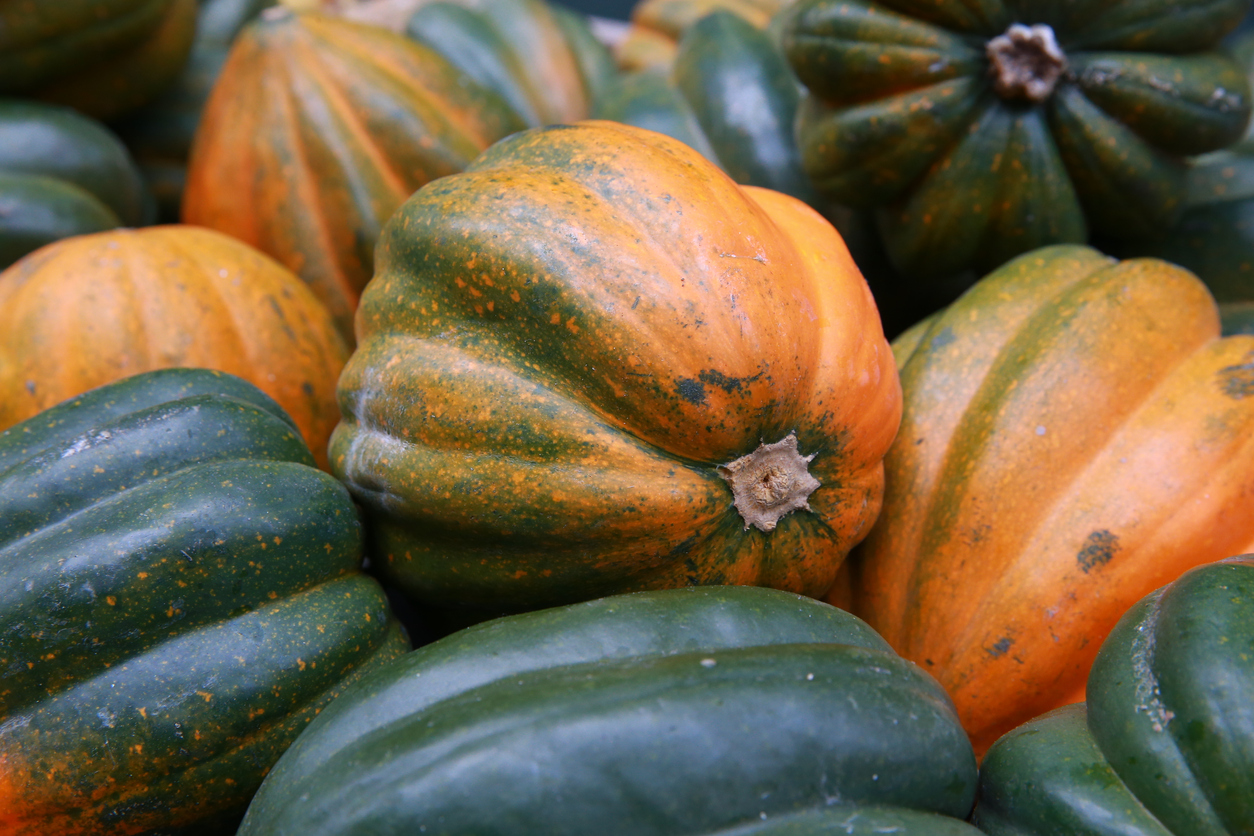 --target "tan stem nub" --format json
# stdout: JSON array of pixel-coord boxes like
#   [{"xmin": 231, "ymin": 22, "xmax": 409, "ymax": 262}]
[
  {"xmin": 718, "ymin": 432, "xmax": 820, "ymax": 533},
  {"xmin": 987, "ymin": 23, "xmax": 1066, "ymax": 103}
]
